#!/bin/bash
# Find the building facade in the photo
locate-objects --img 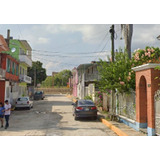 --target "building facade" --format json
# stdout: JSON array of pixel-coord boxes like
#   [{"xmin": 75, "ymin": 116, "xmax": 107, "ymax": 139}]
[
  {"xmin": 77, "ymin": 62, "xmax": 100, "ymax": 101},
  {"xmin": 0, "ymin": 35, "xmax": 19, "ymax": 104},
  {"xmin": 72, "ymin": 67, "xmax": 78, "ymax": 97},
  {"xmin": 5, "ymin": 38, "xmax": 32, "ymax": 97}
]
